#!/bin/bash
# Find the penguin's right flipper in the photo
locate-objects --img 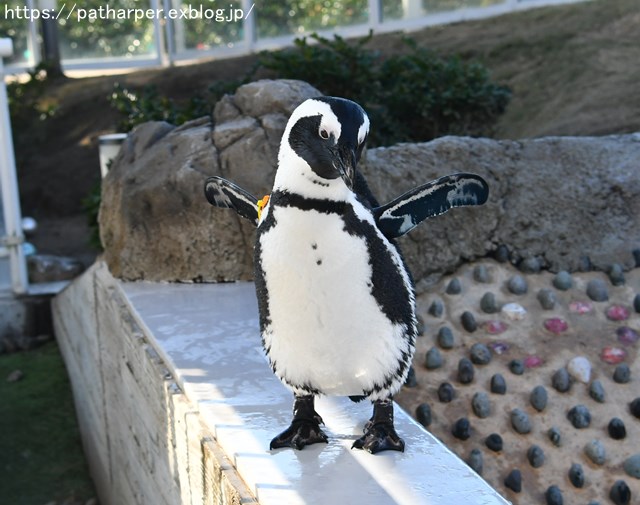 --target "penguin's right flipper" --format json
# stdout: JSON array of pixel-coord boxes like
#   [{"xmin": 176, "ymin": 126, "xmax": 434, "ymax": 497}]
[
  {"xmin": 204, "ymin": 176, "xmax": 260, "ymax": 226},
  {"xmin": 373, "ymin": 173, "xmax": 489, "ymax": 239}
]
